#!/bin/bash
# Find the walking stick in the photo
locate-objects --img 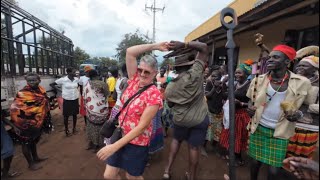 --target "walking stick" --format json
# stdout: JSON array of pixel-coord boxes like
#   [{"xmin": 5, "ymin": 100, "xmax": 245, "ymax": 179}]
[
  {"xmin": 249, "ymin": 34, "xmax": 267, "ymax": 130},
  {"xmin": 220, "ymin": 7, "xmax": 238, "ymax": 180}
]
